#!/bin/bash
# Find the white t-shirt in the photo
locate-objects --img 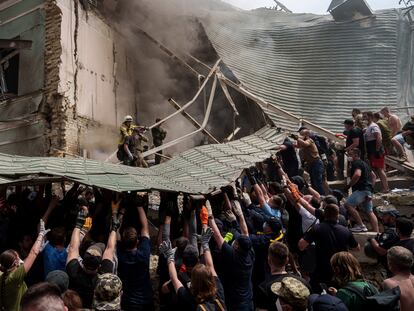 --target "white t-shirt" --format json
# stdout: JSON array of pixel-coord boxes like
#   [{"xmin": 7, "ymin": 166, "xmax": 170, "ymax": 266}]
[
  {"xmin": 299, "ymin": 206, "xmax": 318, "ymax": 233},
  {"xmin": 364, "ymin": 122, "xmax": 382, "ymax": 142}
]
